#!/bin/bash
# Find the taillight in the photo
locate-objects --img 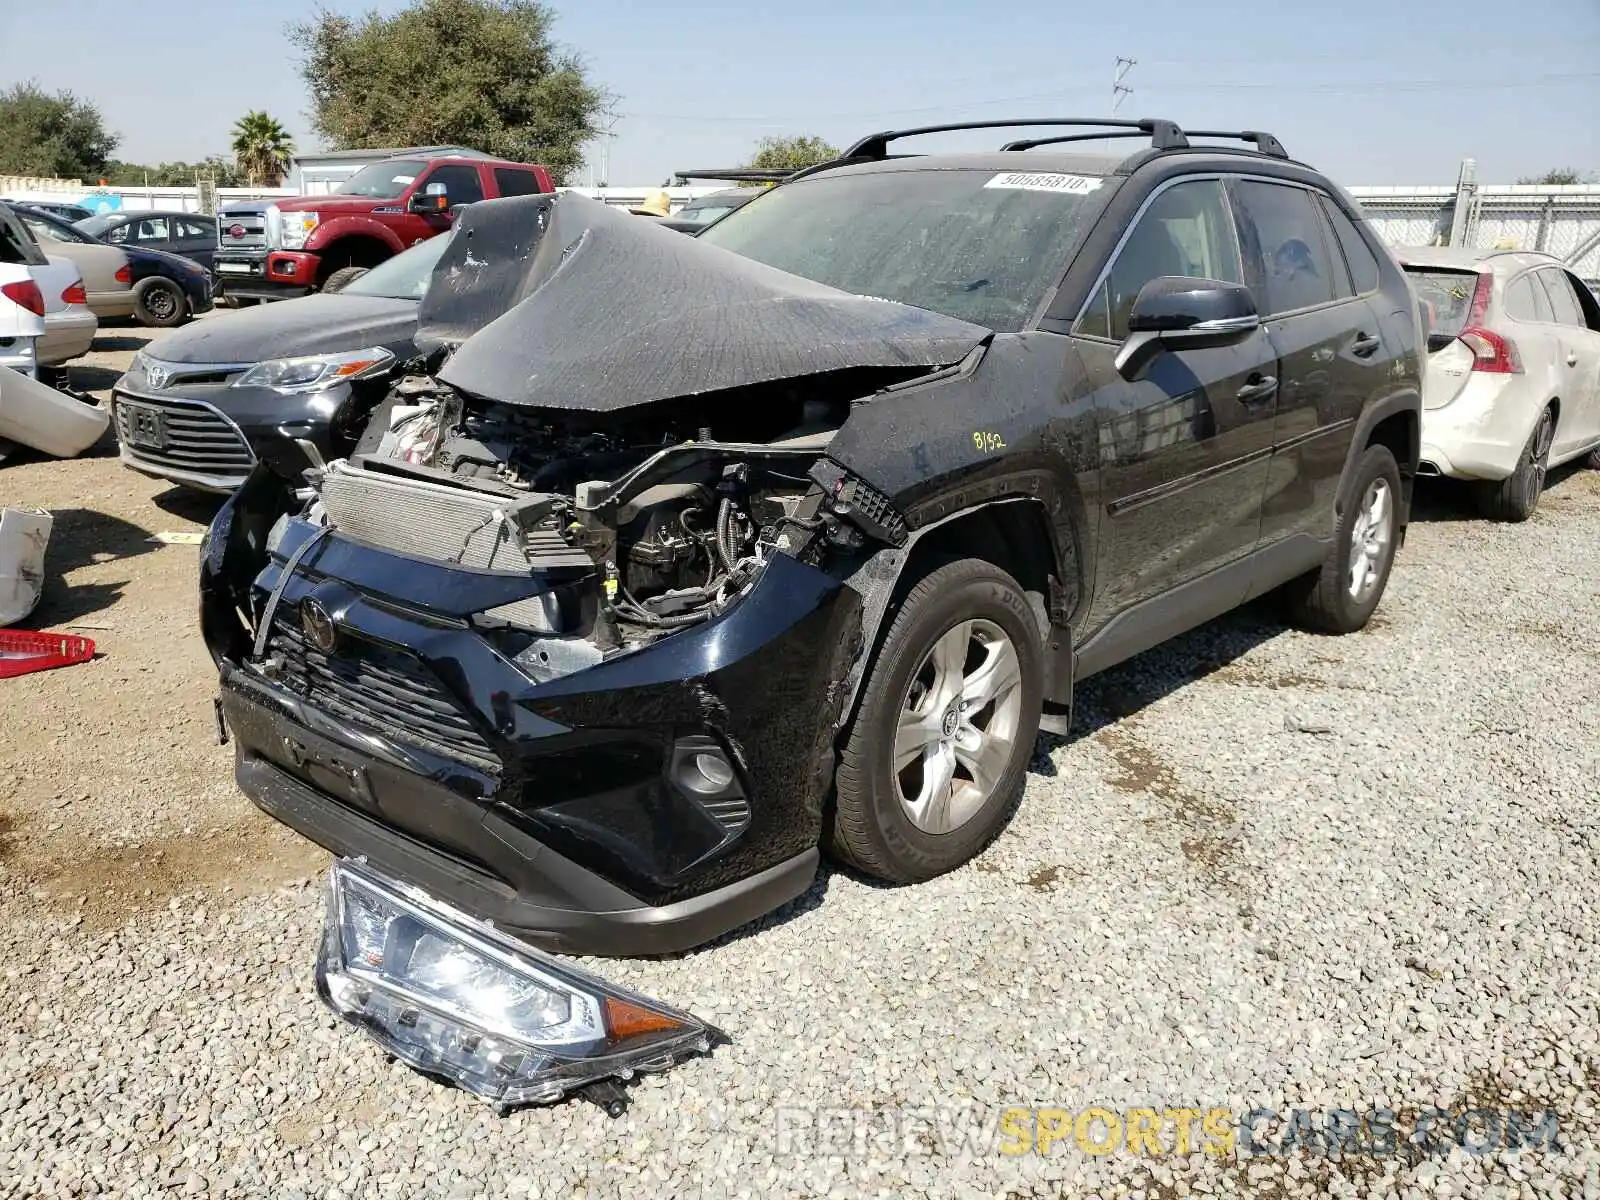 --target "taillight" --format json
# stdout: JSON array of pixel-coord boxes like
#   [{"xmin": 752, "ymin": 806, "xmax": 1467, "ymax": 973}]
[
  {"xmin": 62, "ymin": 282, "xmax": 87, "ymax": 305},
  {"xmin": 1459, "ymin": 327, "xmax": 1522, "ymax": 374},
  {"xmin": 1457, "ymin": 269, "xmax": 1521, "ymax": 373},
  {"xmin": 115, "ymin": 265, "xmax": 132, "ymax": 284},
  {"xmin": 1, "ymin": 279, "xmax": 45, "ymax": 317}
]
